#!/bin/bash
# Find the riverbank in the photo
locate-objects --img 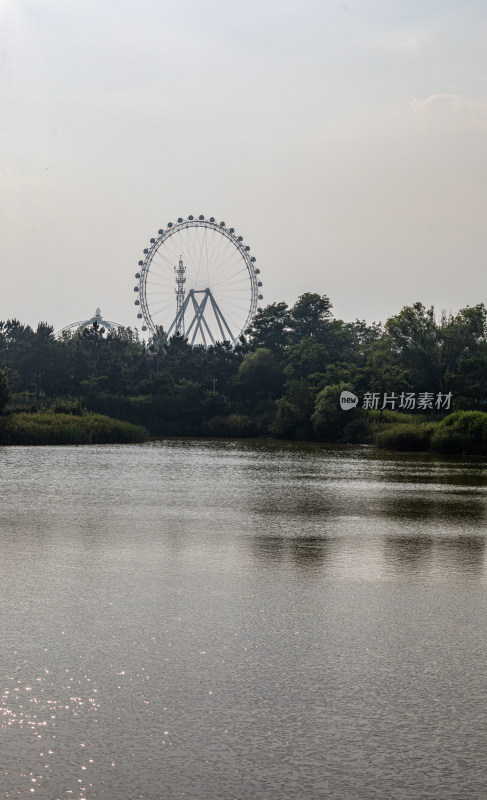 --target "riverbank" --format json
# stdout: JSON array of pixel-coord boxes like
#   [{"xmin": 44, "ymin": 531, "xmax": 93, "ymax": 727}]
[
  {"xmin": 1, "ymin": 406, "xmax": 486, "ymax": 455},
  {"xmin": 373, "ymin": 410, "xmax": 487, "ymax": 455},
  {"xmin": 0, "ymin": 410, "xmax": 147, "ymax": 445}
]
